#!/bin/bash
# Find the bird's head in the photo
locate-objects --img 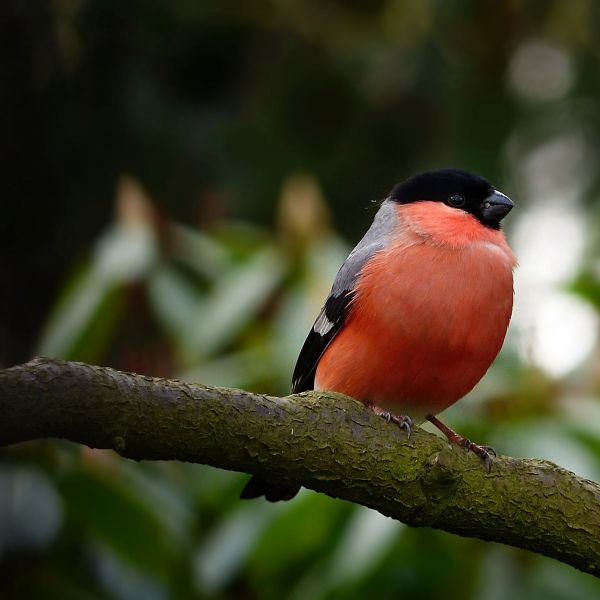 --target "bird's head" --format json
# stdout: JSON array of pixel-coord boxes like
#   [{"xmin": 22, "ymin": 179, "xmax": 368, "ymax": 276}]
[{"xmin": 390, "ymin": 168, "xmax": 514, "ymax": 230}]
